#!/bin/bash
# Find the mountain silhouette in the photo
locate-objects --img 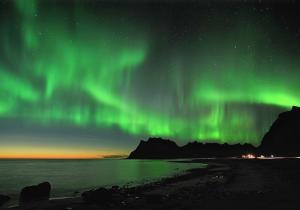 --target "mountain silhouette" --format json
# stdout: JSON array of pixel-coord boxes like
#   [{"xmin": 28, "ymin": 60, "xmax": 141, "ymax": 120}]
[
  {"xmin": 128, "ymin": 137, "xmax": 256, "ymax": 159},
  {"xmin": 128, "ymin": 137, "xmax": 182, "ymax": 159},
  {"xmin": 128, "ymin": 106, "xmax": 300, "ymax": 159},
  {"xmin": 260, "ymin": 106, "xmax": 300, "ymax": 156}
]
